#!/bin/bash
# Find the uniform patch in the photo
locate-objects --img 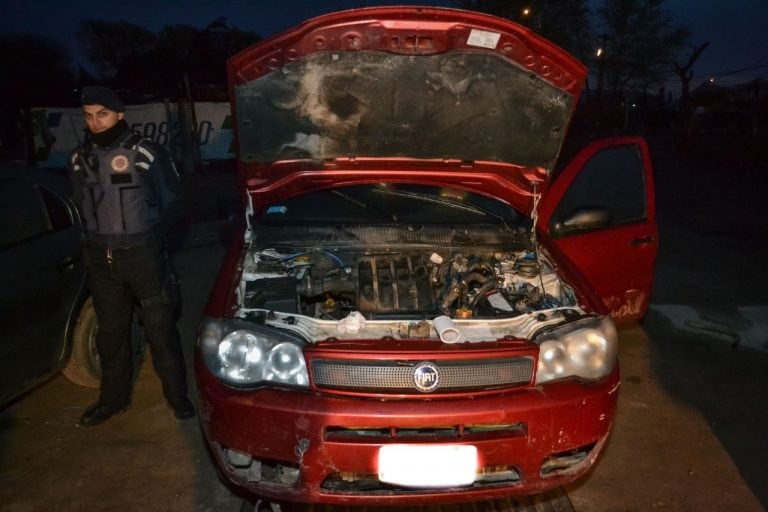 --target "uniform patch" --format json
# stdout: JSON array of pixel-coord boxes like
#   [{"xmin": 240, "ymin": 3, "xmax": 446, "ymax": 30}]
[
  {"xmin": 111, "ymin": 154, "xmax": 130, "ymax": 172},
  {"xmin": 110, "ymin": 173, "xmax": 133, "ymax": 184}
]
